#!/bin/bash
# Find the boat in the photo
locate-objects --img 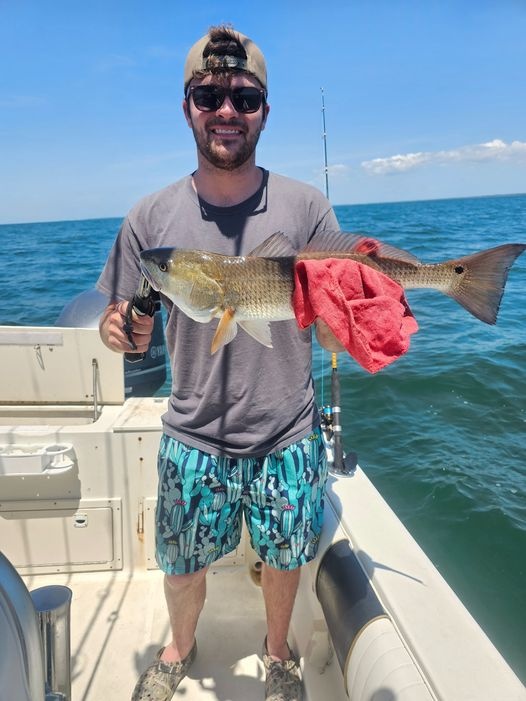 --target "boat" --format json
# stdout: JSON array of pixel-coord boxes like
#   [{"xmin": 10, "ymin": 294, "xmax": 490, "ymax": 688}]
[{"xmin": 1, "ymin": 321, "xmax": 525, "ymax": 701}]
